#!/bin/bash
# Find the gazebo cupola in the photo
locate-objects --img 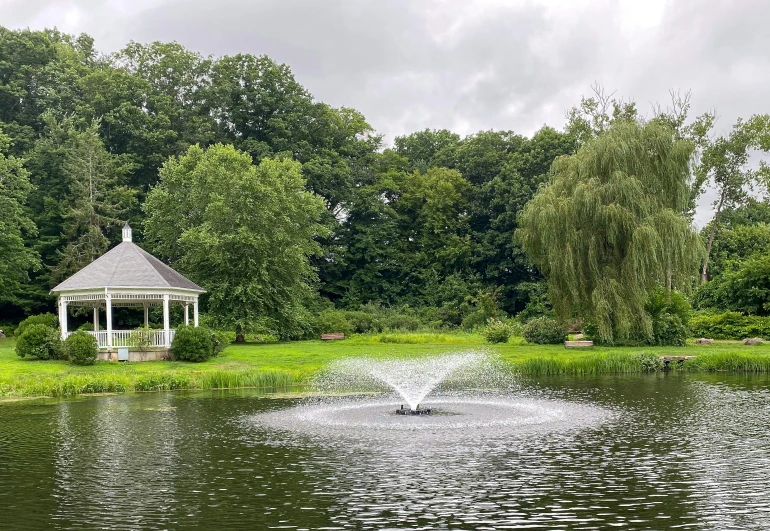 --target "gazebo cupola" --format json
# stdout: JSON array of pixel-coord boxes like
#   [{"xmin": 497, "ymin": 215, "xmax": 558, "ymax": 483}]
[{"xmin": 51, "ymin": 223, "xmax": 205, "ymax": 349}]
